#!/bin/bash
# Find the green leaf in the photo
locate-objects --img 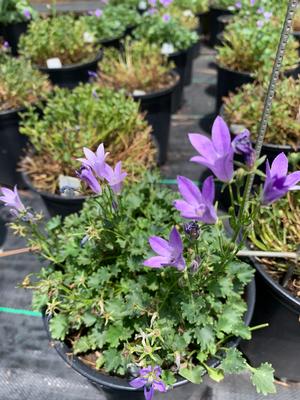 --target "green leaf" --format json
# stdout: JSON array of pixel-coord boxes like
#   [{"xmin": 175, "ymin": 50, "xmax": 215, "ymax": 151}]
[
  {"xmin": 73, "ymin": 336, "xmax": 91, "ymax": 355},
  {"xmin": 49, "ymin": 314, "xmax": 69, "ymax": 340},
  {"xmin": 106, "ymin": 324, "xmax": 132, "ymax": 348},
  {"xmin": 161, "ymin": 370, "xmax": 176, "ymax": 386},
  {"xmin": 82, "ymin": 312, "xmax": 97, "ymax": 327},
  {"xmin": 179, "ymin": 366, "xmax": 205, "ymax": 384},
  {"xmin": 227, "ymin": 261, "xmax": 254, "ymax": 284},
  {"xmin": 95, "ymin": 353, "xmax": 105, "ymax": 370},
  {"xmin": 194, "ymin": 326, "xmax": 216, "ymax": 354},
  {"xmin": 206, "ymin": 366, "xmax": 224, "ymax": 382},
  {"xmin": 250, "ymin": 363, "xmax": 276, "ymax": 395},
  {"xmin": 103, "ymin": 349, "xmax": 123, "ymax": 372},
  {"xmin": 221, "ymin": 348, "xmax": 247, "ymax": 374}
]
